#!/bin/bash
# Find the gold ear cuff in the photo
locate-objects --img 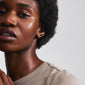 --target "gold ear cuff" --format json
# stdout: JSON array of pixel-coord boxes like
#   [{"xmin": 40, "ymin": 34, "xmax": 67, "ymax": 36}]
[{"xmin": 41, "ymin": 32, "xmax": 45, "ymax": 37}]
